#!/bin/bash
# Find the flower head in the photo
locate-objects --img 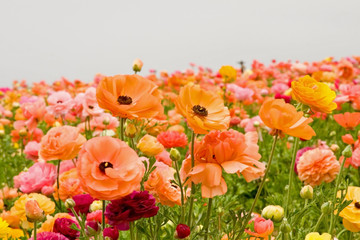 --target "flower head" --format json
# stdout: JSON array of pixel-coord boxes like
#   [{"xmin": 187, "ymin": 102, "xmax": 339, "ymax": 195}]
[
  {"xmin": 71, "ymin": 194, "xmax": 95, "ymax": 214},
  {"xmin": 305, "ymin": 232, "xmax": 331, "ymax": 240},
  {"xmin": 175, "ymin": 84, "xmax": 230, "ymax": 134},
  {"xmin": 137, "ymin": 134, "xmax": 164, "ymax": 157},
  {"xmin": 219, "ymin": 65, "xmax": 237, "ymax": 82},
  {"xmin": 53, "ymin": 168, "xmax": 84, "ymax": 201},
  {"xmin": 245, "ymin": 216, "xmax": 274, "ymax": 238},
  {"xmin": 25, "ymin": 200, "xmax": 44, "ymax": 222},
  {"xmin": 28, "ymin": 232, "xmax": 70, "ymax": 240},
  {"xmin": 338, "ymin": 186, "xmax": 360, "ymax": 232},
  {"xmin": 334, "ymin": 112, "xmax": 360, "ymax": 130},
  {"xmin": 157, "ymin": 131, "xmax": 188, "ymax": 148},
  {"xmin": 53, "ymin": 218, "xmax": 80, "ymax": 240},
  {"xmin": 291, "ymin": 75, "xmax": 337, "ymax": 113},
  {"xmin": 175, "ymin": 224, "xmax": 191, "ymax": 239}
]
